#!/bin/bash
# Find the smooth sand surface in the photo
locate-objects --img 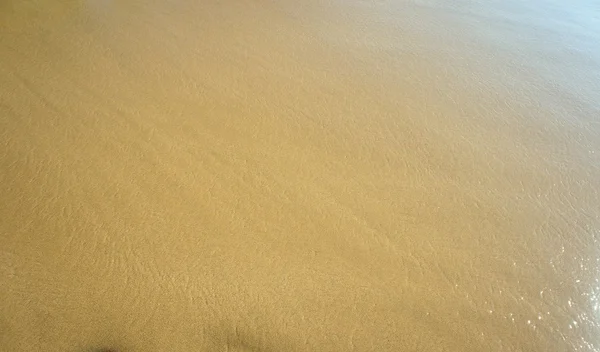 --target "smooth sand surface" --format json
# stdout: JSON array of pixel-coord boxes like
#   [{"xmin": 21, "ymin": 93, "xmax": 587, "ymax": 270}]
[{"xmin": 1, "ymin": 0, "xmax": 599, "ymax": 351}]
